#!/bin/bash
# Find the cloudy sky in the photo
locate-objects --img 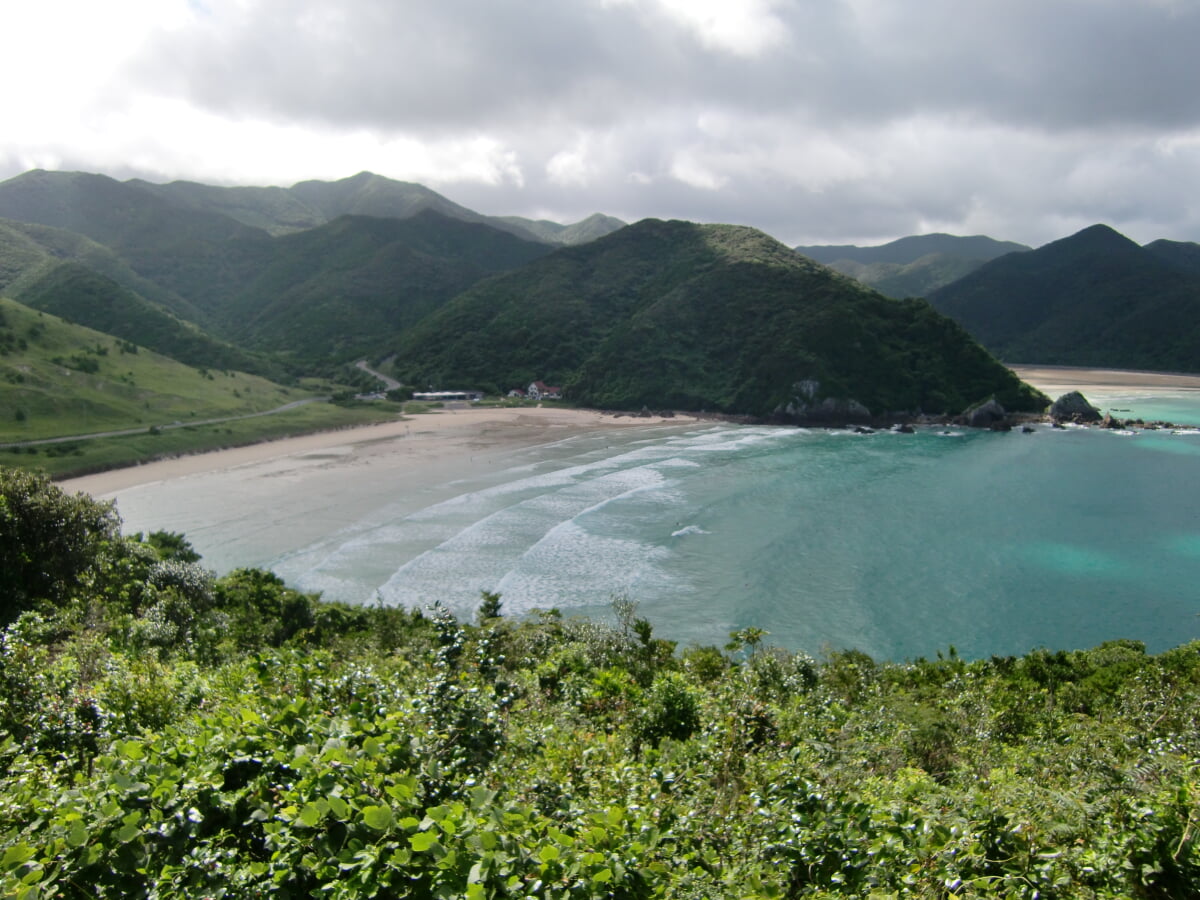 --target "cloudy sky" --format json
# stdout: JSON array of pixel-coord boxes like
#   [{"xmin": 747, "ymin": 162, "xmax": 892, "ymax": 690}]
[{"xmin": 3, "ymin": 0, "xmax": 1199, "ymax": 248}]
